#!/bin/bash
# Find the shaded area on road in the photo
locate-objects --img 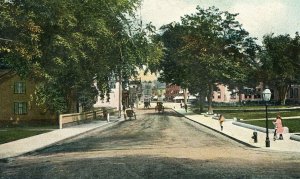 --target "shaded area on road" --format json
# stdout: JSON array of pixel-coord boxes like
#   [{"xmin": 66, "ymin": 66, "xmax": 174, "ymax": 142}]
[{"xmin": 1, "ymin": 155, "xmax": 300, "ymax": 179}]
